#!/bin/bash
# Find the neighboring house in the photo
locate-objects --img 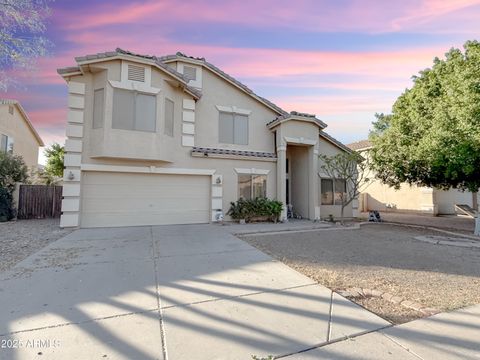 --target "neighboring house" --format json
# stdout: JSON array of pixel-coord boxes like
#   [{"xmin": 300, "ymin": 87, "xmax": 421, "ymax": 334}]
[
  {"xmin": 0, "ymin": 99, "xmax": 44, "ymax": 168},
  {"xmin": 348, "ymin": 139, "xmax": 478, "ymax": 215},
  {"xmin": 57, "ymin": 48, "xmax": 353, "ymax": 228}
]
